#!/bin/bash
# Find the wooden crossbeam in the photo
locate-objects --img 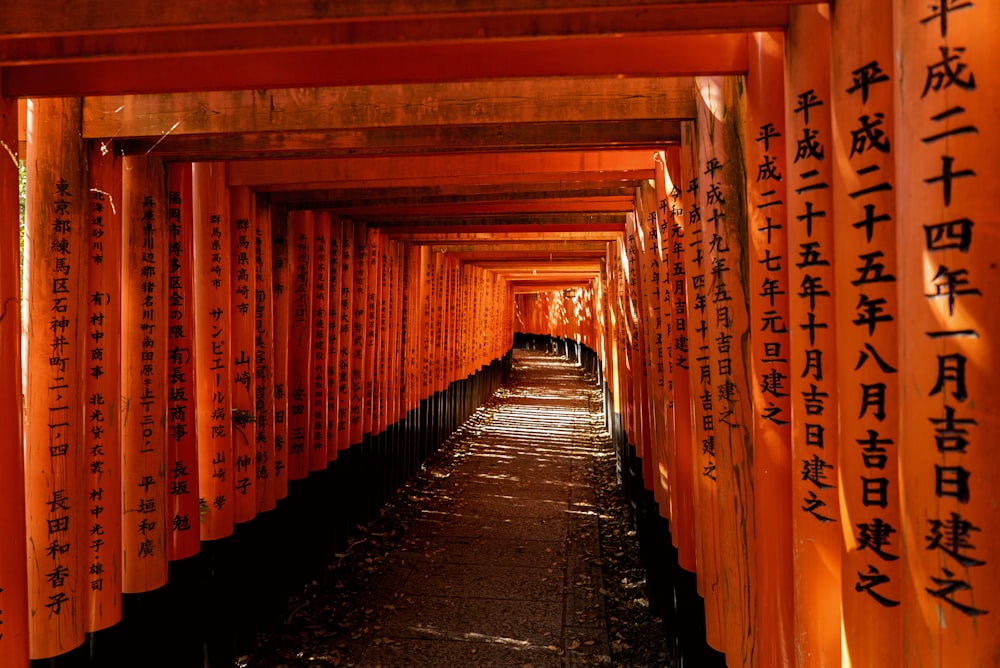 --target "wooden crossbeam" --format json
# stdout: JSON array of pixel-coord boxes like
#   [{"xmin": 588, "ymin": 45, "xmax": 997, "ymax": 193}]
[
  {"xmin": 3, "ymin": 34, "xmax": 746, "ymax": 97},
  {"xmin": 85, "ymin": 78, "xmax": 694, "ymax": 138},
  {"xmin": 273, "ymin": 182, "xmax": 639, "ymax": 206},
  {"xmin": 226, "ymin": 150, "xmax": 655, "ymax": 189},
  {"xmin": 1, "ymin": 2, "xmax": 795, "ymax": 45},
  {"xmin": 114, "ymin": 121, "xmax": 680, "ymax": 159}
]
